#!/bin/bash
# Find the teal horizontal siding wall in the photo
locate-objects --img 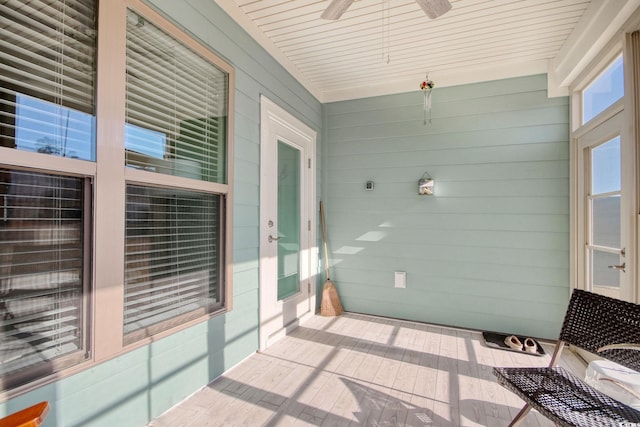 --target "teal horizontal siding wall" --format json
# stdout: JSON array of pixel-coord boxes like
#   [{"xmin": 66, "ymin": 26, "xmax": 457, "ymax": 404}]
[
  {"xmin": 323, "ymin": 74, "xmax": 569, "ymax": 340},
  {"xmin": 0, "ymin": 0, "xmax": 321, "ymax": 425}
]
